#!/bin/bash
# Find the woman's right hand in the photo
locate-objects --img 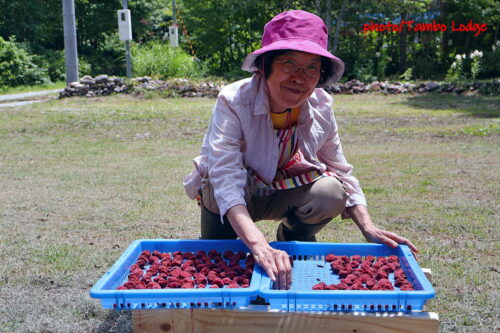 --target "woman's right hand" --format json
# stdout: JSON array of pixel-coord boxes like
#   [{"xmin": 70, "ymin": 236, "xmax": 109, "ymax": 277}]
[
  {"xmin": 251, "ymin": 242, "xmax": 292, "ymax": 290},
  {"xmin": 226, "ymin": 204, "xmax": 292, "ymax": 290}
]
